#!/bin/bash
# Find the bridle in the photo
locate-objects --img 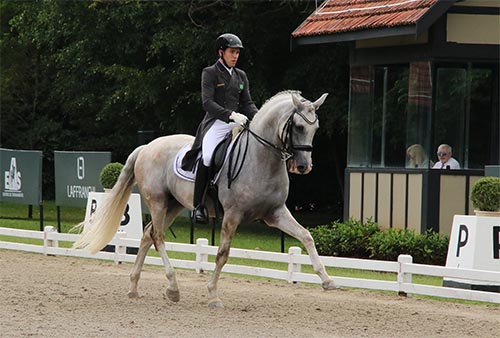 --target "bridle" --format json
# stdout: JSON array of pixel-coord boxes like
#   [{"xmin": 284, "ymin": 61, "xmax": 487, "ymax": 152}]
[
  {"xmin": 245, "ymin": 108, "xmax": 318, "ymax": 160},
  {"xmin": 279, "ymin": 108, "xmax": 318, "ymax": 158},
  {"xmin": 227, "ymin": 108, "xmax": 318, "ymax": 188}
]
